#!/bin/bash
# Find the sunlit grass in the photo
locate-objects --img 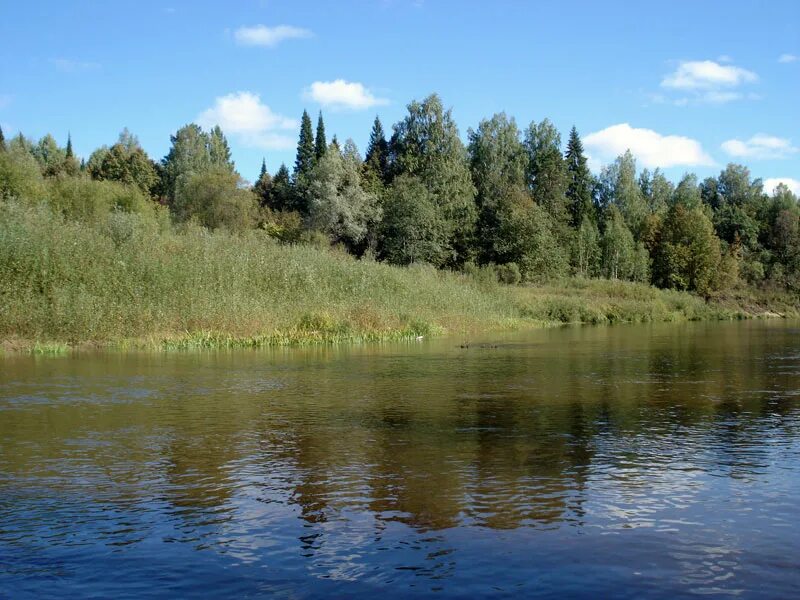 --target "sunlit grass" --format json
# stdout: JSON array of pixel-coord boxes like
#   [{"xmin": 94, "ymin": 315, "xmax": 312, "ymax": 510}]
[{"xmin": 0, "ymin": 201, "xmax": 793, "ymax": 352}]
